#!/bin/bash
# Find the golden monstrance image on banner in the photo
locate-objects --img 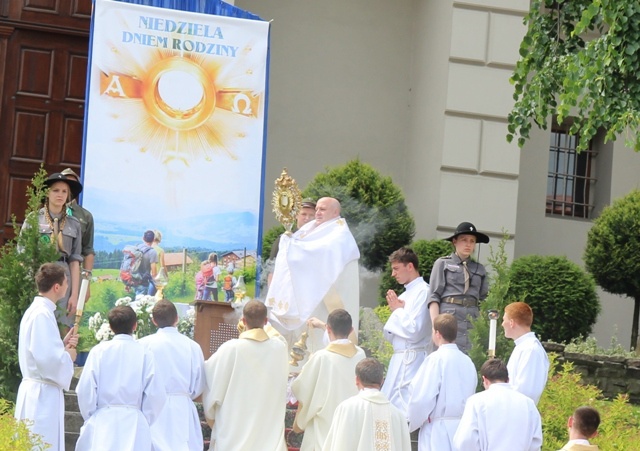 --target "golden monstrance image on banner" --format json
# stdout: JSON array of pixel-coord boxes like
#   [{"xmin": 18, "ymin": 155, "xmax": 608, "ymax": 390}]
[{"xmin": 81, "ymin": 0, "xmax": 269, "ymax": 298}]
